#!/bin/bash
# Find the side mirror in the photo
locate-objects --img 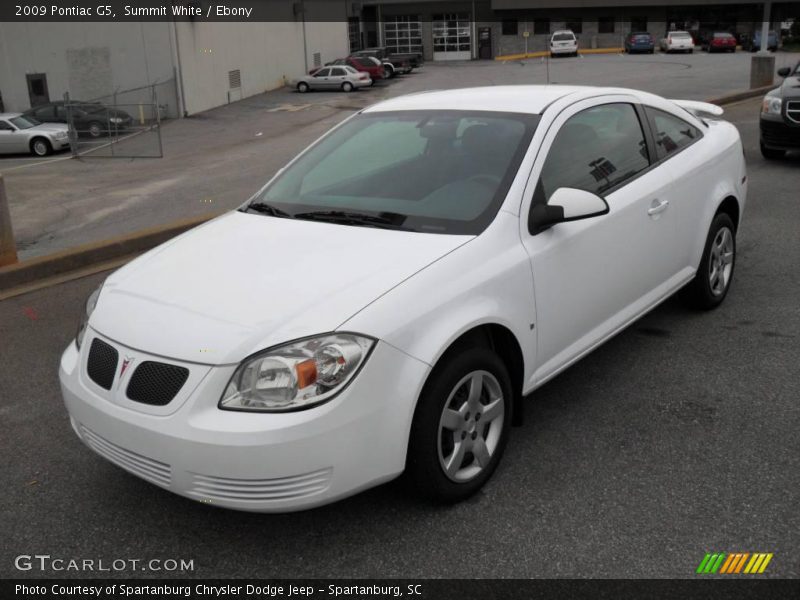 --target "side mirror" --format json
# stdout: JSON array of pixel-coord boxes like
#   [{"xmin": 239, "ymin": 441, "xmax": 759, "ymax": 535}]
[
  {"xmin": 777, "ymin": 67, "xmax": 791, "ymax": 78},
  {"xmin": 529, "ymin": 187, "xmax": 609, "ymax": 234}
]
